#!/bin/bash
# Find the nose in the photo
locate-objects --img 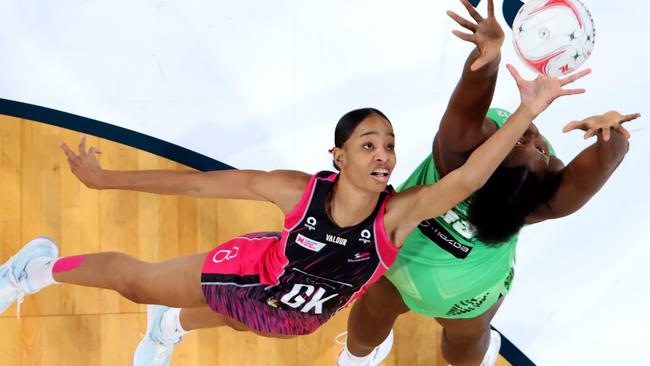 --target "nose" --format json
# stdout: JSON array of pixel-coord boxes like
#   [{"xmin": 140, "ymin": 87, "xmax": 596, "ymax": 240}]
[
  {"xmin": 523, "ymin": 140, "xmax": 536, "ymax": 154},
  {"xmin": 374, "ymin": 147, "xmax": 389, "ymax": 162}
]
